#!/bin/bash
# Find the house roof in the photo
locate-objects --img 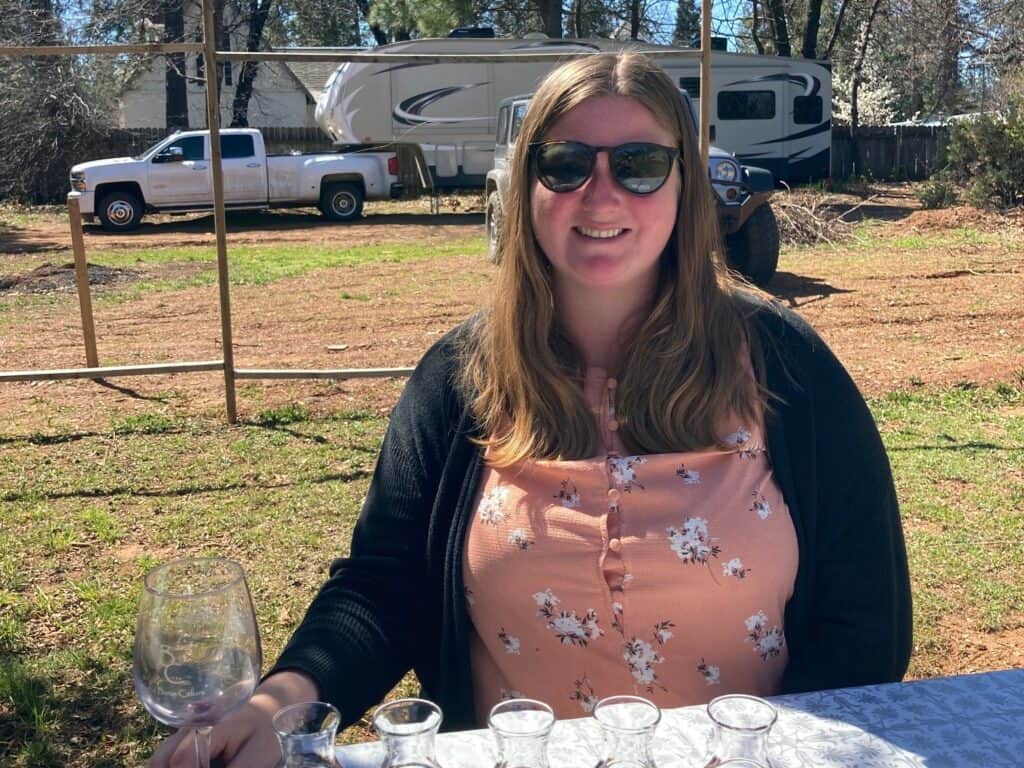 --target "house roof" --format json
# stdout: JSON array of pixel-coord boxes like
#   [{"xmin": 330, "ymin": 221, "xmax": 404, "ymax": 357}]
[{"xmin": 273, "ymin": 47, "xmax": 366, "ymax": 103}]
